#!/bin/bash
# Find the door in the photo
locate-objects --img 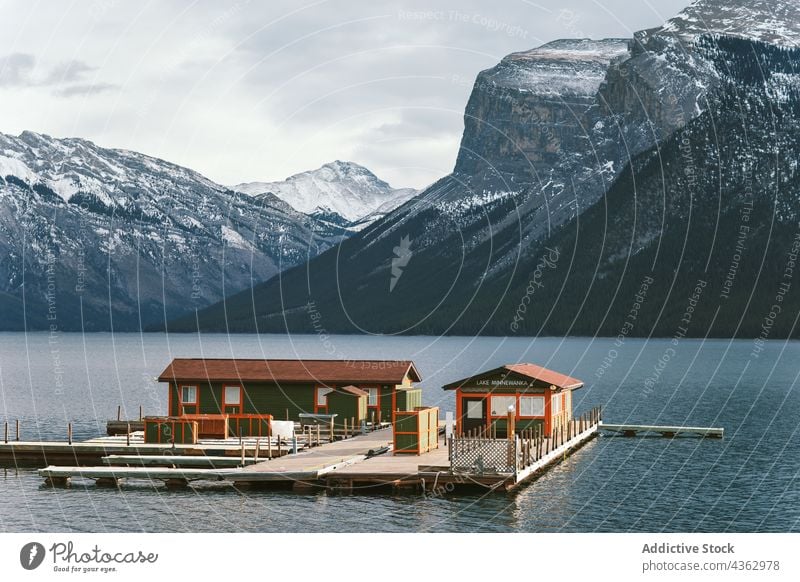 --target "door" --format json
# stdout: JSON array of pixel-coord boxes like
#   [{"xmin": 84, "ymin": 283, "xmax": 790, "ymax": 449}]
[{"xmin": 461, "ymin": 397, "xmax": 486, "ymax": 435}]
